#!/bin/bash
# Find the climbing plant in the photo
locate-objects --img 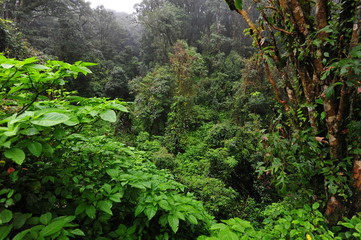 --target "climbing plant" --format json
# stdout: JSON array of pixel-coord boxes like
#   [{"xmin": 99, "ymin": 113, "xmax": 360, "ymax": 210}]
[{"xmin": 224, "ymin": 0, "xmax": 361, "ymax": 222}]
